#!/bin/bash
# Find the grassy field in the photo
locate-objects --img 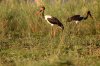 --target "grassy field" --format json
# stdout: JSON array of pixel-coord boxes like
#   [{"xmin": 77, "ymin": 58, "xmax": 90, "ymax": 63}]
[{"xmin": 0, "ymin": 0, "xmax": 100, "ymax": 66}]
